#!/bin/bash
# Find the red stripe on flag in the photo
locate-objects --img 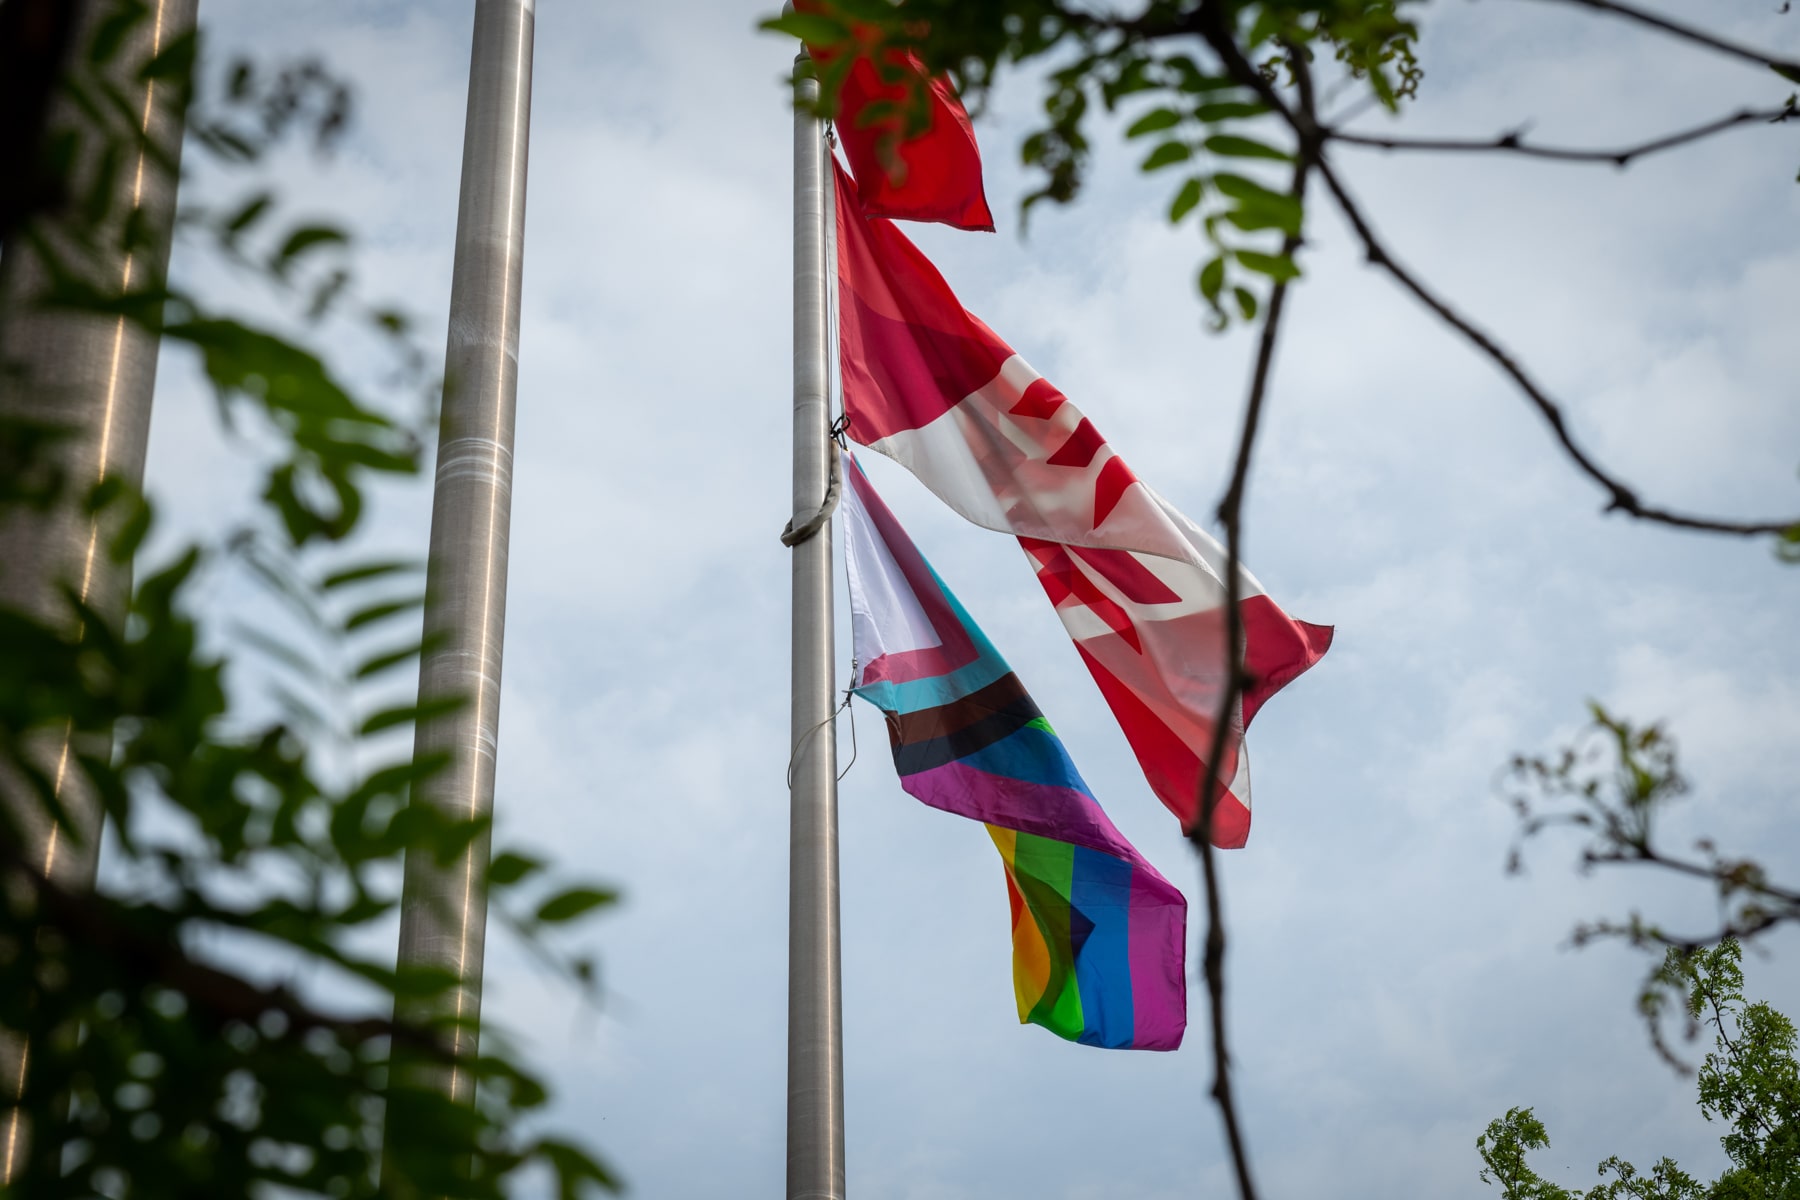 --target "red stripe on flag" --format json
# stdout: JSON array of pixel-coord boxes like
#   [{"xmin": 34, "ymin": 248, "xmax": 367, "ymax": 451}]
[
  {"xmin": 1091, "ymin": 457, "xmax": 1139, "ymax": 529},
  {"xmin": 1025, "ymin": 539, "xmax": 1144, "ymax": 654},
  {"xmin": 1074, "ymin": 644, "xmax": 1251, "ymax": 849},
  {"xmin": 1069, "ymin": 545, "xmax": 1181, "ymax": 606},
  {"xmin": 1241, "ymin": 597, "xmax": 1335, "ymax": 727},
  {"xmin": 1046, "ymin": 417, "xmax": 1106, "ymax": 469},
  {"xmin": 1009, "ymin": 377, "xmax": 1068, "ymax": 420}
]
